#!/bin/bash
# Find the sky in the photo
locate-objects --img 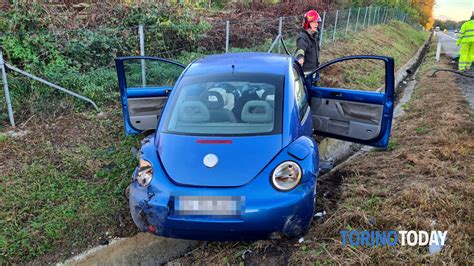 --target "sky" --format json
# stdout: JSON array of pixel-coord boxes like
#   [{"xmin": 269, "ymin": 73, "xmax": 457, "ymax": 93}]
[{"xmin": 433, "ymin": 0, "xmax": 474, "ymax": 21}]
